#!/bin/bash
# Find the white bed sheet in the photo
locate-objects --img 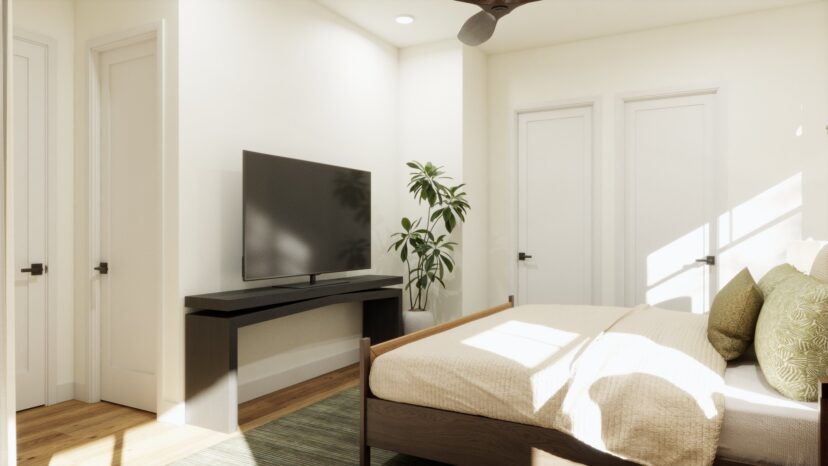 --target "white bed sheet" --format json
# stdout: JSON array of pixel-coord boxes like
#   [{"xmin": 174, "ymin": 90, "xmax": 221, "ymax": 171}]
[{"xmin": 717, "ymin": 359, "xmax": 819, "ymax": 466}]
